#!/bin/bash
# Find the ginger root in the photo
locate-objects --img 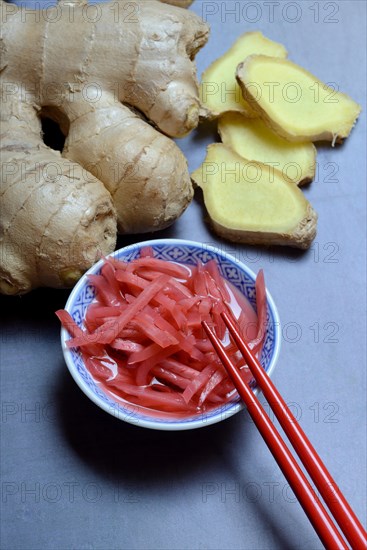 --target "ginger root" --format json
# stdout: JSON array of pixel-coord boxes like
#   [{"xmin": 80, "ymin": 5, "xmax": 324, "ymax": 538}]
[
  {"xmin": 237, "ymin": 55, "xmax": 361, "ymax": 143},
  {"xmin": 200, "ymin": 32, "xmax": 287, "ymax": 119},
  {"xmin": 218, "ymin": 113, "xmax": 316, "ymax": 186},
  {"xmin": 161, "ymin": 0, "xmax": 193, "ymax": 6},
  {"xmin": 0, "ymin": 0, "xmax": 209, "ymax": 294},
  {"xmin": 191, "ymin": 144, "xmax": 317, "ymax": 249}
]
